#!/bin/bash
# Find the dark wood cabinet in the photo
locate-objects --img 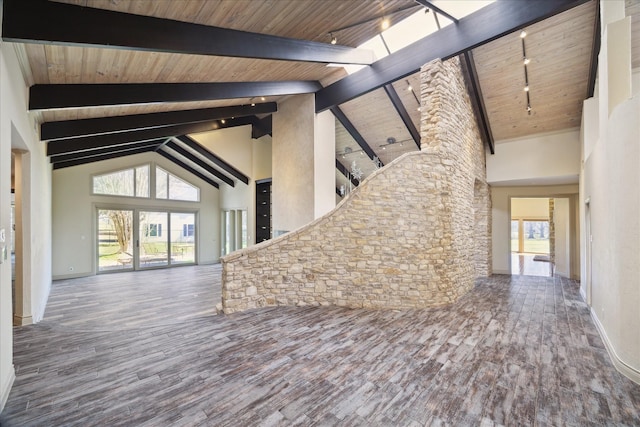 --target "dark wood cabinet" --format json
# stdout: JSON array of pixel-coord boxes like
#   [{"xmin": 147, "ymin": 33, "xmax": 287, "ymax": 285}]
[{"xmin": 255, "ymin": 179, "xmax": 272, "ymax": 243}]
